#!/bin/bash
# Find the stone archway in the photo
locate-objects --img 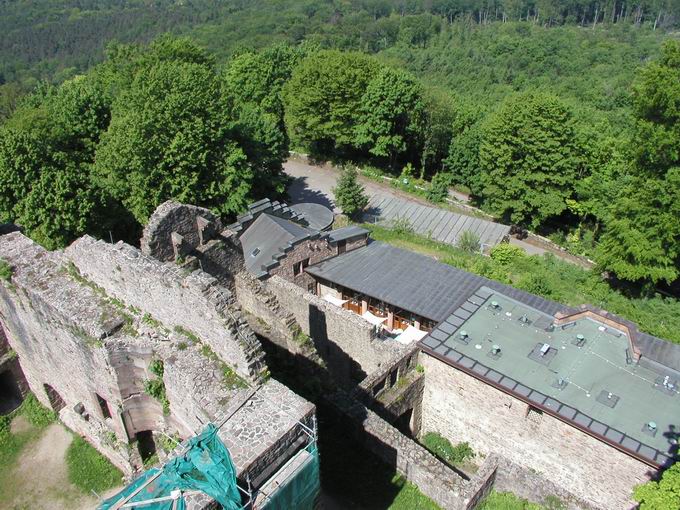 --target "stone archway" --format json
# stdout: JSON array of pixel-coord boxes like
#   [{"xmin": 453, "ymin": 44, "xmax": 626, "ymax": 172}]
[{"xmin": 43, "ymin": 383, "xmax": 66, "ymax": 413}]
